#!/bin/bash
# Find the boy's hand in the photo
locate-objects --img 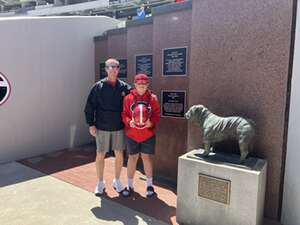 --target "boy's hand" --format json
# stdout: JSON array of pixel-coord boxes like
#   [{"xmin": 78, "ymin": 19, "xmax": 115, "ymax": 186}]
[
  {"xmin": 144, "ymin": 119, "xmax": 152, "ymax": 128},
  {"xmin": 89, "ymin": 126, "xmax": 97, "ymax": 137},
  {"xmin": 129, "ymin": 120, "xmax": 135, "ymax": 128}
]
